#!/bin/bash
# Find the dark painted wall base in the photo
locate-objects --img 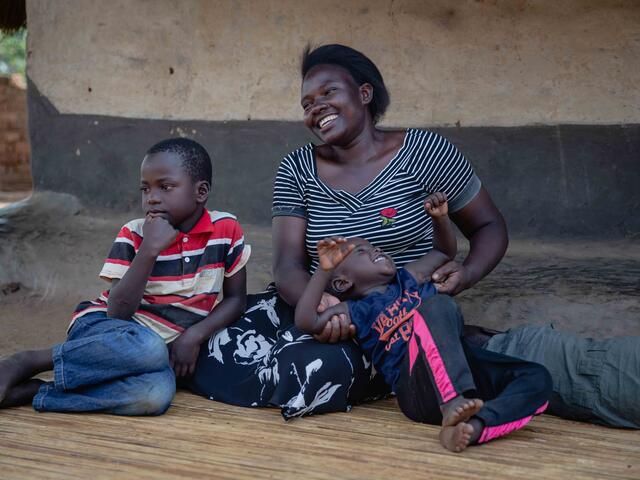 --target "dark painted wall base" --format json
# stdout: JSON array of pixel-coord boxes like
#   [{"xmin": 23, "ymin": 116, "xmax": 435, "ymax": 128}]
[{"xmin": 28, "ymin": 79, "xmax": 639, "ymax": 237}]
